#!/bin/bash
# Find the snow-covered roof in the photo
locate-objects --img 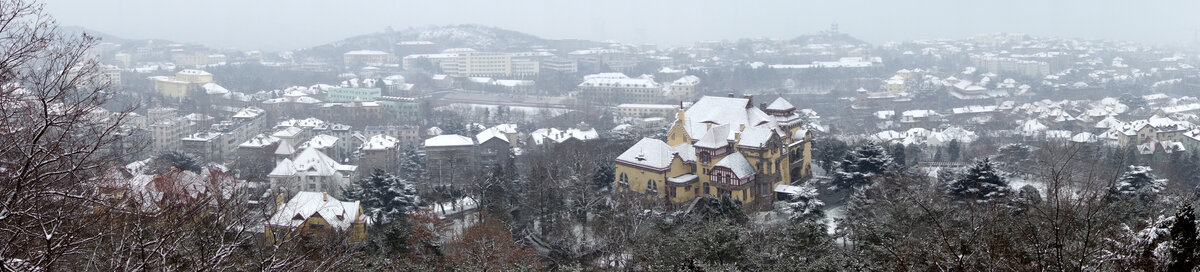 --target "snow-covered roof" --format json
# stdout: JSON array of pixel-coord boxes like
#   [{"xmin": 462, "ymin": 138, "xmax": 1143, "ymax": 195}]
[
  {"xmin": 672, "ymin": 143, "xmax": 696, "ymax": 163},
  {"xmin": 714, "ymin": 152, "xmax": 755, "ymax": 178},
  {"xmin": 694, "ymin": 124, "xmax": 731, "ymax": 149},
  {"xmin": 232, "ymin": 107, "xmax": 264, "ymax": 119},
  {"xmin": 269, "ymin": 148, "xmax": 355, "ymax": 177},
  {"xmin": 267, "ymin": 192, "xmax": 365, "ymax": 231},
  {"xmin": 578, "ymin": 73, "xmax": 660, "ymax": 88},
  {"xmin": 272, "ymin": 126, "xmax": 304, "ymax": 138},
  {"xmin": 300, "ymin": 134, "xmax": 340, "ymax": 150},
  {"xmin": 178, "ymin": 69, "xmax": 211, "ymax": 76},
  {"xmin": 1095, "ymin": 115, "xmax": 1123, "ymax": 129},
  {"xmin": 344, "ymin": 50, "xmax": 389, "ymax": 55},
  {"xmin": 203, "ymin": 82, "xmax": 229, "ymax": 95},
  {"xmin": 736, "ymin": 126, "xmax": 774, "ymax": 149},
  {"xmin": 529, "ymin": 127, "xmax": 599, "ymax": 145},
  {"xmin": 671, "ymin": 75, "xmax": 700, "ymax": 86},
  {"xmin": 765, "ymin": 97, "xmax": 795, "ymax": 111},
  {"xmin": 616, "ymin": 138, "xmax": 674, "ymax": 170},
  {"xmin": 424, "ymin": 134, "xmax": 474, "ymax": 147},
  {"xmin": 276, "ymin": 118, "xmax": 325, "ymax": 129},
  {"xmin": 495, "ymin": 79, "xmax": 535, "ymax": 87},
  {"xmin": 1071, "ymin": 132, "xmax": 1098, "ymax": 143},
  {"xmin": 360, "ymin": 135, "xmax": 397, "ymax": 151},
  {"xmin": 1018, "ymin": 119, "xmax": 1048, "ymax": 133},
  {"xmin": 668, "ymin": 174, "xmax": 698, "ymax": 184},
  {"xmin": 240, "ymin": 134, "xmax": 279, "ymax": 148},
  {"xmin": 476, "ymin": 127, "xmax": 510, "ymax": 144}
]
